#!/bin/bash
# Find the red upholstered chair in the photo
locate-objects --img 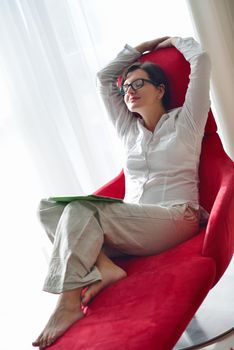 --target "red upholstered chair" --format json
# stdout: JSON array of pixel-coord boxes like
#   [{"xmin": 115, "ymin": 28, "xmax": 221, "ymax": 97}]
[{"xmin": 49, "ymin": 48, "xmax": 234, "ymax": 350}]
